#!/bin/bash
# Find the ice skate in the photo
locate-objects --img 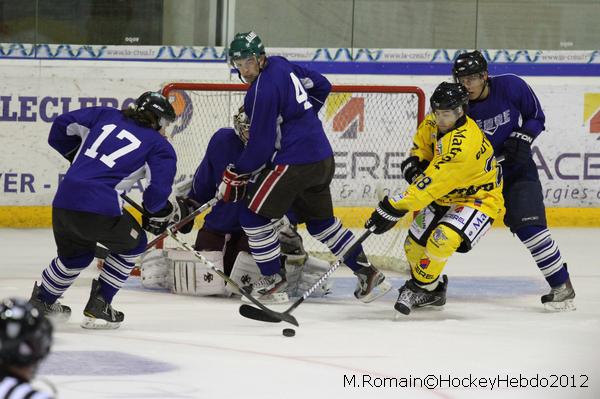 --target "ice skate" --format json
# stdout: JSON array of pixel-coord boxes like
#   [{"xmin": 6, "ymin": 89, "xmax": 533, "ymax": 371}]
[
  {"xmin": 81, "ymin": 279, "xmax": 124, "ymax": 329},
  {"xmin": 247, "ymin": 272, "xmax": 289, "ymax": 304},
  {"xmin": 353, "ymin": 264, "xmax": 392, "ymax": 303},
  {"xmin": 394, "ymin": 275, "xmax": 448, "ymax": 315},
  {"xmin": 29, "ymin": 282, "xmax": 71, "ymax": 322},
  {"xmin": 541, "ymin": 278, "xmax": 575, "ymax": 311}
]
